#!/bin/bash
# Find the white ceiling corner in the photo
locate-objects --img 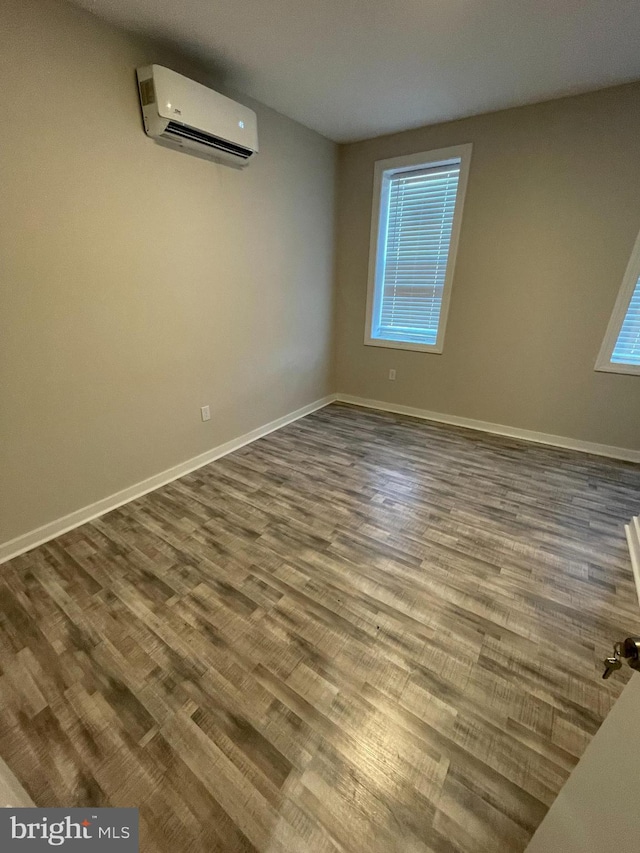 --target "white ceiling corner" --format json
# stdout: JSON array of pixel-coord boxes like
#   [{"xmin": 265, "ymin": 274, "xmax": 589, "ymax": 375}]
[{"xmin": 73, "ymin": 0, "xmax": 640, "ymax": 142}]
